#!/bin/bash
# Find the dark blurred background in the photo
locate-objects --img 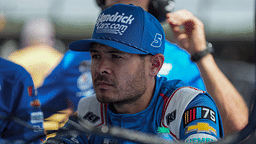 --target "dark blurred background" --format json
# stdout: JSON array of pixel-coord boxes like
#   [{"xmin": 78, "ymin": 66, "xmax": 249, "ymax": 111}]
[{"xmin": 0, "ymin": 0, "xmax": 255, "ymax": 106}]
